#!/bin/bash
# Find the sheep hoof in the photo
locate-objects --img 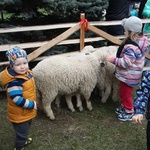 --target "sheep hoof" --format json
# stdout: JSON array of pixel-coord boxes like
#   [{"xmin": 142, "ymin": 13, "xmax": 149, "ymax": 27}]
[
  {"xmin": 47, "ymin": 116, "xmax": 55, "ymax": 120},
  {"xmin": 79, "ymin": 107, "xmax": 83, "ymax": 111},
  {"xmin": 101, "ymin": 99, "xmax": 107, "ymax": 103},
  {"xmin": 88, "ymin": 107, "xmax": 93, "ymax": 111},
  {"xmin": 71, "ymin": 109, "xmax": 75, "ymax": 112},
  {"xmin": 101, "ymin": 101, "xmax": 106, "ymax": 104},
  {"xmin": 56, "ymin": 105, "xmax": 60, "ymax": 108}
]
